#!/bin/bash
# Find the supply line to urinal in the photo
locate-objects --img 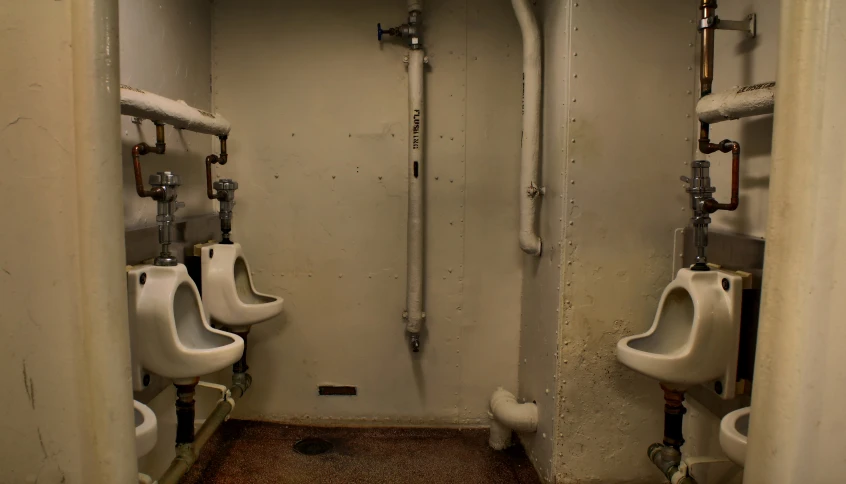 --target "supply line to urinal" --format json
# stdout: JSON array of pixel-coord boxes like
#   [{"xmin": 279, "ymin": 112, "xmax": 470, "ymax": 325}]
[
  {"xmin": 644, "ymin": 4, "xmax": 759, "ymax": 483},
  {"xmin": 205, "ymin": 143, "xmax": 240, "ymax": 246},
  {"xmin": 378, "ymin": 0, "xmax": 427, "ymax": 352},
  {"xmin": 685, "ymin": 0, "xmax": 755, "ymax": 272}
]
